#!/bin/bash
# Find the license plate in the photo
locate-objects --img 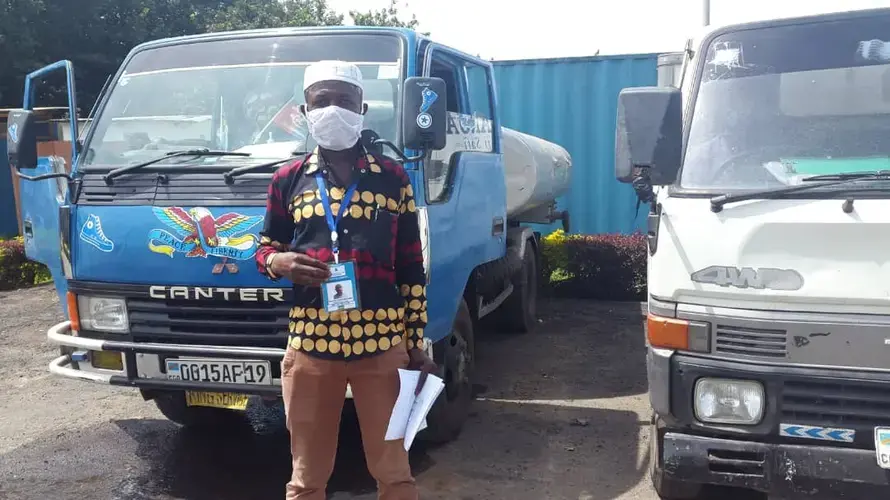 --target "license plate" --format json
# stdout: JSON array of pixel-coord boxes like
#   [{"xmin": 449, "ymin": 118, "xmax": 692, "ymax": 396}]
[
  {"xmin": 185, "ymin": 391, "xmax": 250, "ymax": 410},
  {"xmin": 875, "ymin": 427, "xmax": 890, "ymax": 469},
  {"xmin": 165, "ymin": 358, "xmax": 272, "ymax": 385}
]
